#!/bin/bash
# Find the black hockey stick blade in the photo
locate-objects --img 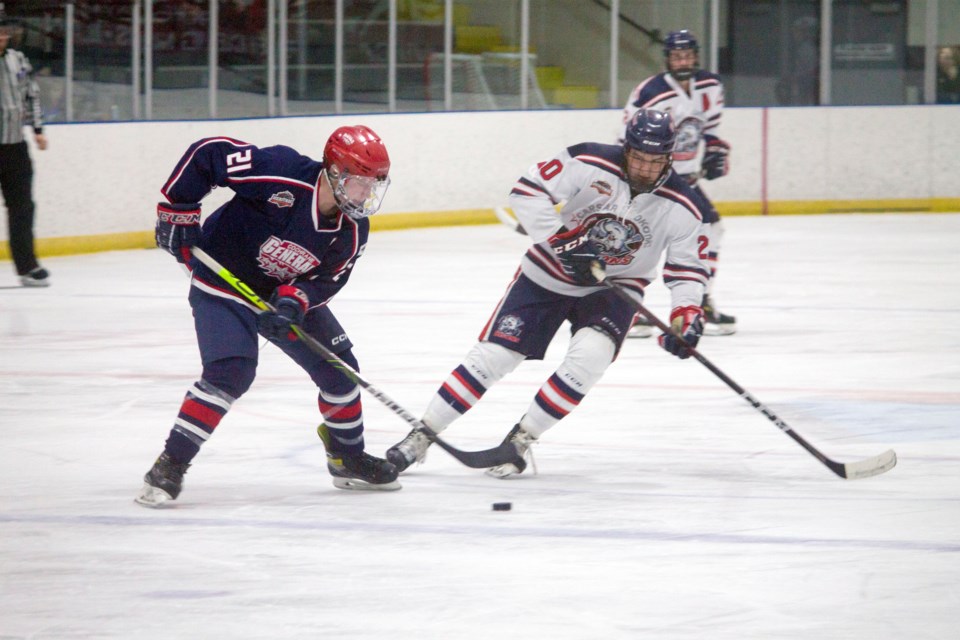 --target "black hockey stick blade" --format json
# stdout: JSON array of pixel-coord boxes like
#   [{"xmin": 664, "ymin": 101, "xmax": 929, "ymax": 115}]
[
  {"xmin": 191, "ymin": 247, "xmax": 525, "ymax": 471},
  {"xmin": 418, "ymin": 425, "xmax": 525, "ymax": 470}
]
